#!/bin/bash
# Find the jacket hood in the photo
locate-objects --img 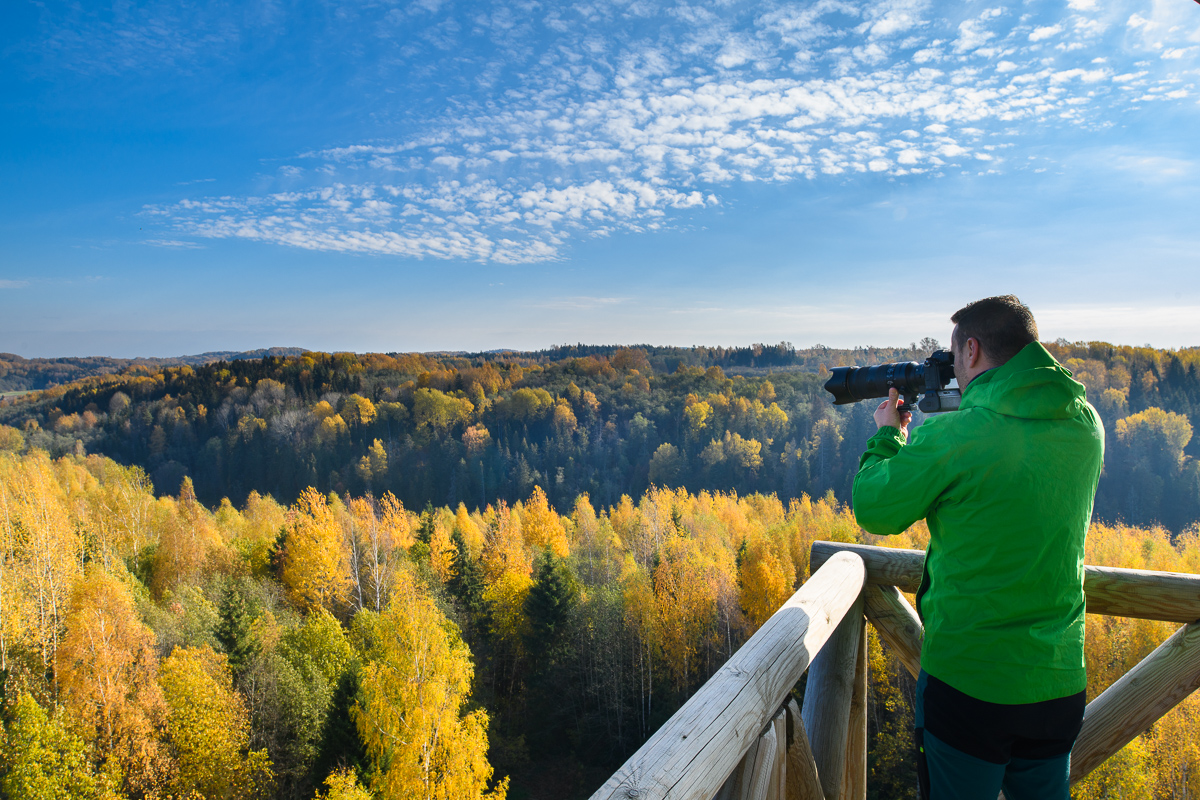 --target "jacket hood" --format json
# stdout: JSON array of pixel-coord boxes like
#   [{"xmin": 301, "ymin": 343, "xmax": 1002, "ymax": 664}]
[{"xmin": 960, "ymin": 342, "xmax": 1087, "ymax": 420}]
